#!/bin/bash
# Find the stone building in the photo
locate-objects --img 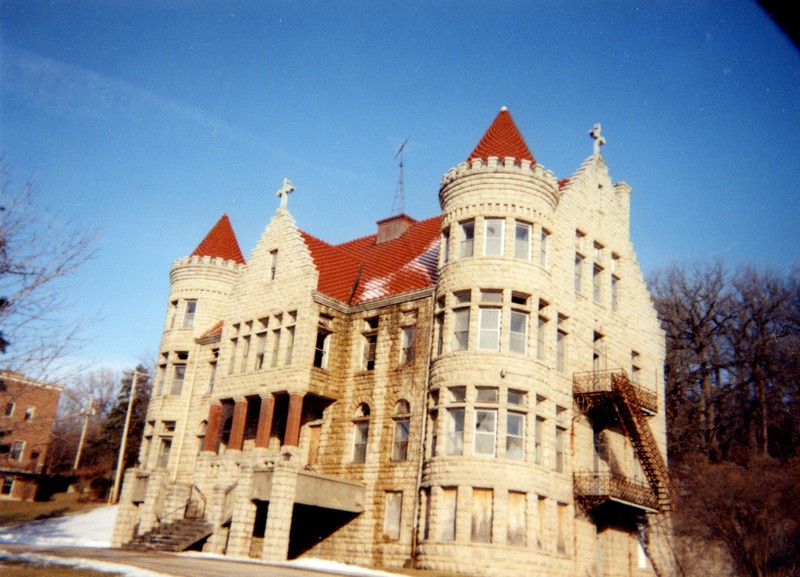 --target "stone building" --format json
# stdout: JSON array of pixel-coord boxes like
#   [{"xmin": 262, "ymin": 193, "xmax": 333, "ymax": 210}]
[
  {"xmin": 113, "ymin": 108, "xmax": 674, "ymax": 577},
  {"xmin": 0, "ymin": 370, "xmax": 62, "ymax": 500}
]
